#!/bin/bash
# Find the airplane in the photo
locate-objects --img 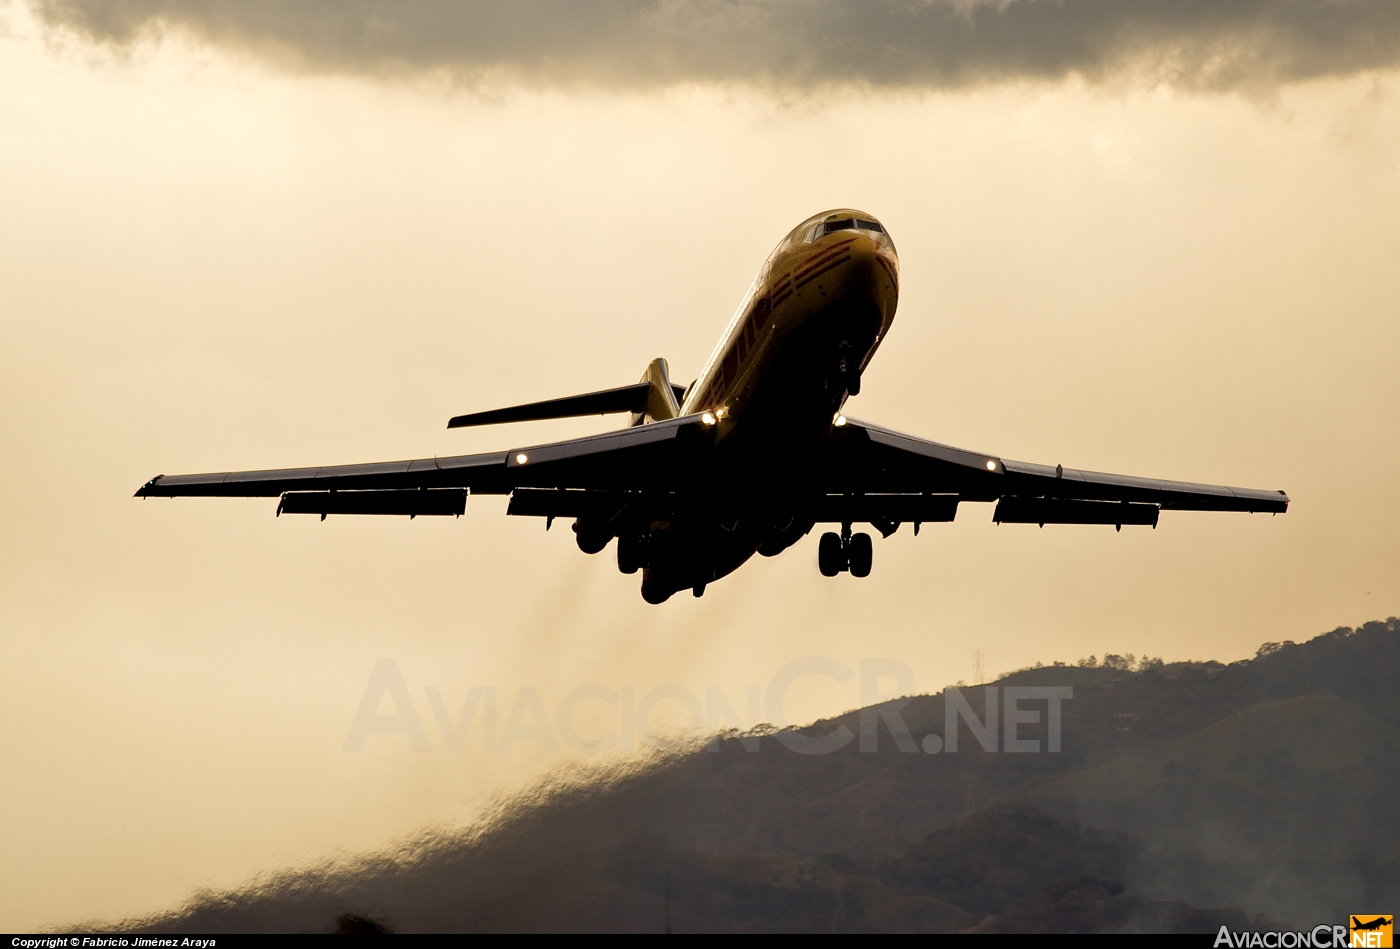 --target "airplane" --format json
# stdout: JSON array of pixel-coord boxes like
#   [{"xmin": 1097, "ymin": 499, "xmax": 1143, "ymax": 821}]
[
  {"xmin": 136, "ymin": 209, "xmax": 1290, "ymax": 604},
  {"xmin": 1352, "ymin": 917, "xmax": 1393, "ymax": 932}
]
